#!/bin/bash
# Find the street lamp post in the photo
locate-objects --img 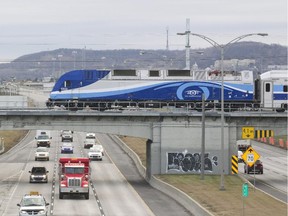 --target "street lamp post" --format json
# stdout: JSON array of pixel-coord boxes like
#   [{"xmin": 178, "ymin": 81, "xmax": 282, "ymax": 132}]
[{"xmin": 184, "ymin": 33, "xmax": 268, "ymax": 190}]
